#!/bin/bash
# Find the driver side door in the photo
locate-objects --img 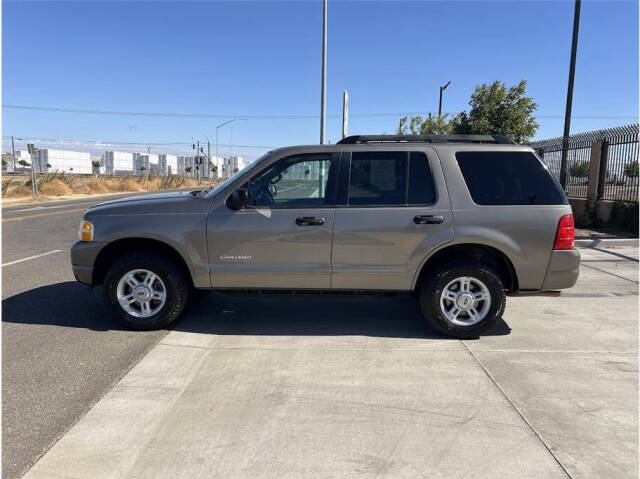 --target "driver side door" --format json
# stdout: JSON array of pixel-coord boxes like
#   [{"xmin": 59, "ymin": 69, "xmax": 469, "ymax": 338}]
[{"xmin": 207, "ymin": 152, "xmax": 340, "ymax": 289}]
